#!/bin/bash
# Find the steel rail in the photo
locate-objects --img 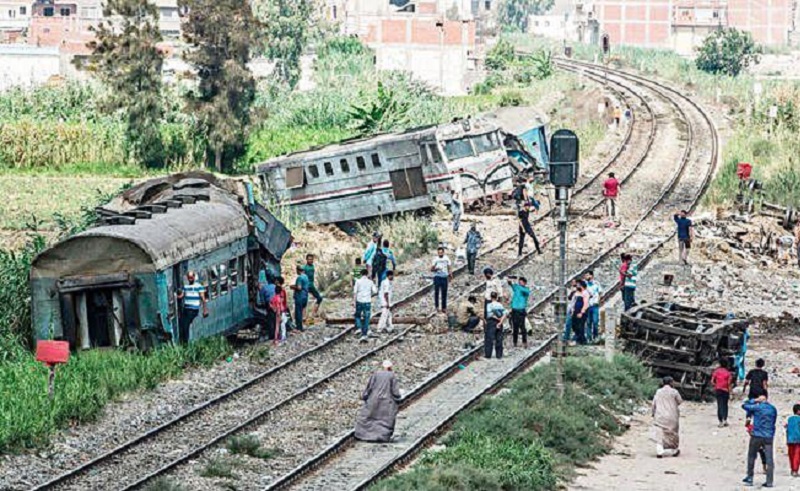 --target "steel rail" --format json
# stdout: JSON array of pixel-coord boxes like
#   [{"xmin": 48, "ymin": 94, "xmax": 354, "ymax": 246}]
[{"xmin": 283, "ymin": 60, "xmax": 719, "ymax": 491}]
